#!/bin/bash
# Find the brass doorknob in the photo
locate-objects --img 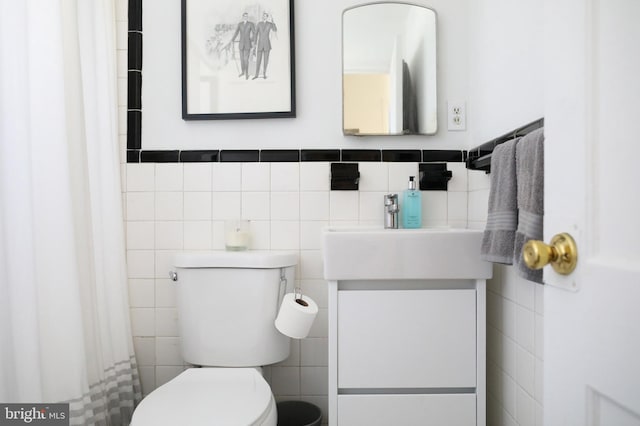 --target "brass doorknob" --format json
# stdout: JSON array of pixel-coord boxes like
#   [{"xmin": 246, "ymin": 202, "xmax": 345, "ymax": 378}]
[{"xmin": 523, "ymin": 232, "xmax": 578, "ymax": 275}]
